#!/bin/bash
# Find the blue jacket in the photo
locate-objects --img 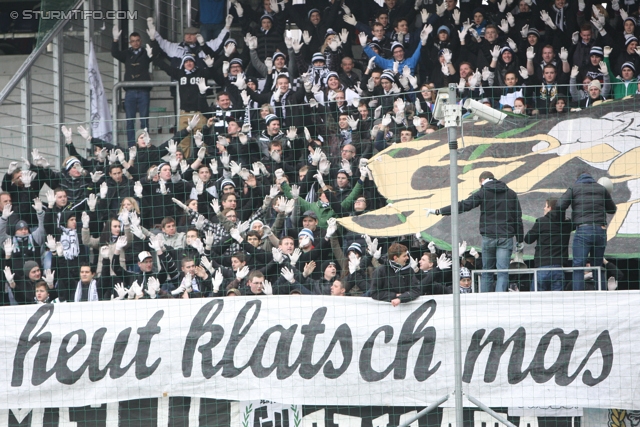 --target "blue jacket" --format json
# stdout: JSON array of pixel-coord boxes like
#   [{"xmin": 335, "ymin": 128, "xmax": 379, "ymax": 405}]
[{"xmin": 364, "ymin": 44, "xmax": 422, "ymax": 73}]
